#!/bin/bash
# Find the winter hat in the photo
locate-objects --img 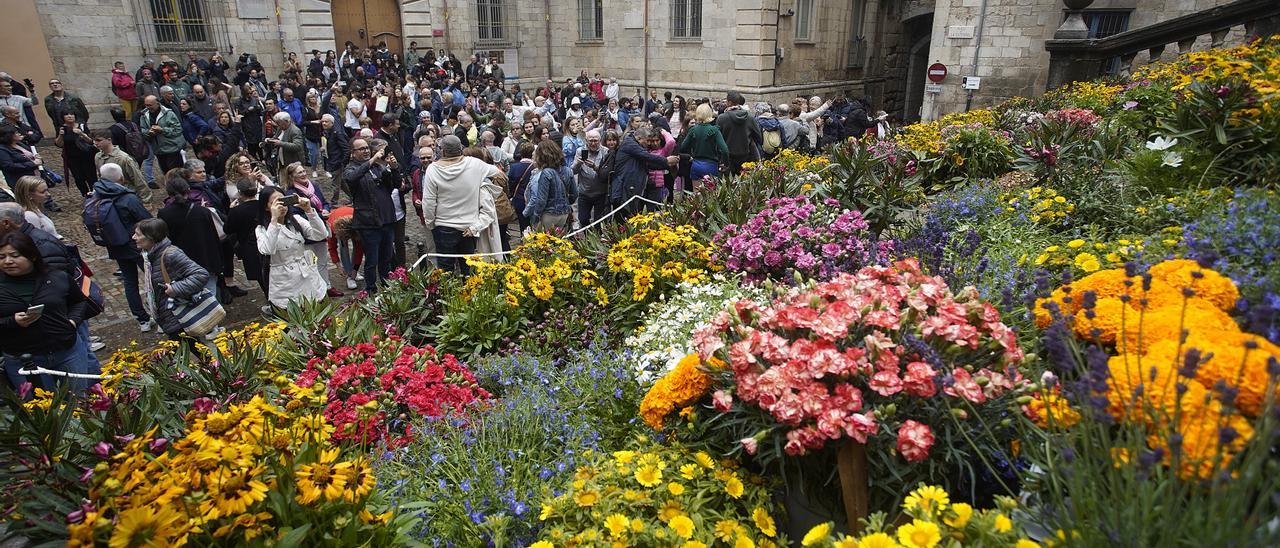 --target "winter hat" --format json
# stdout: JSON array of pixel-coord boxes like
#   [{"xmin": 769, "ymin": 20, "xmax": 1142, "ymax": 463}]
[{"xmin": 439, "ymin": 135, "xmax": 464, "ymax": 158}]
